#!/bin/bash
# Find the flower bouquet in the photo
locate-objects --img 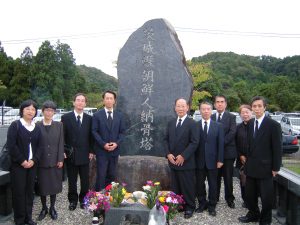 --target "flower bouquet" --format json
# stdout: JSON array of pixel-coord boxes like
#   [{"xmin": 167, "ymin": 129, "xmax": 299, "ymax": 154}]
[
  {"xmin": 143, "ymin": 180, "xmax": 161, "ymax": 209},
  {"xmin": 83, "ymin": 191, "xmax": 110, "ymax": 224},
  {"xmin": 158, "ymin": 191, "xmax": 185, "ymax": 220},
  {"xmin": 105, "ymin": 182, "xmax": 127, "ymax": 207}
]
